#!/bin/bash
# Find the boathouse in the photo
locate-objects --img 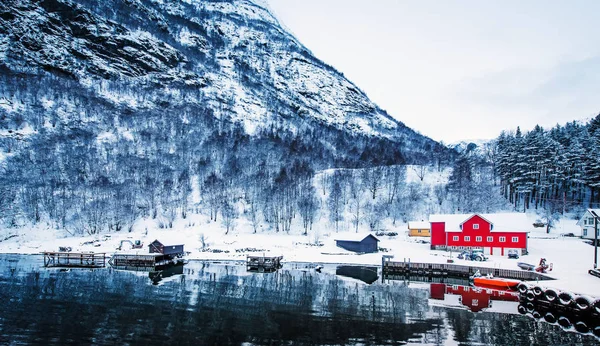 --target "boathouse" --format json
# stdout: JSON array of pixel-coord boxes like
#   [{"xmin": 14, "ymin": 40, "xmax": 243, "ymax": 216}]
[
  {"xmin": 334, "ymin": 233, "xmax": 379, "ymax": 253},
  {"xmin": 148, "ymin": 239, "xmax": 184, "ymax": 256},
  {"xmin": 429, "ymin": 213, "xmax": 530, "ymax": 256}
]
